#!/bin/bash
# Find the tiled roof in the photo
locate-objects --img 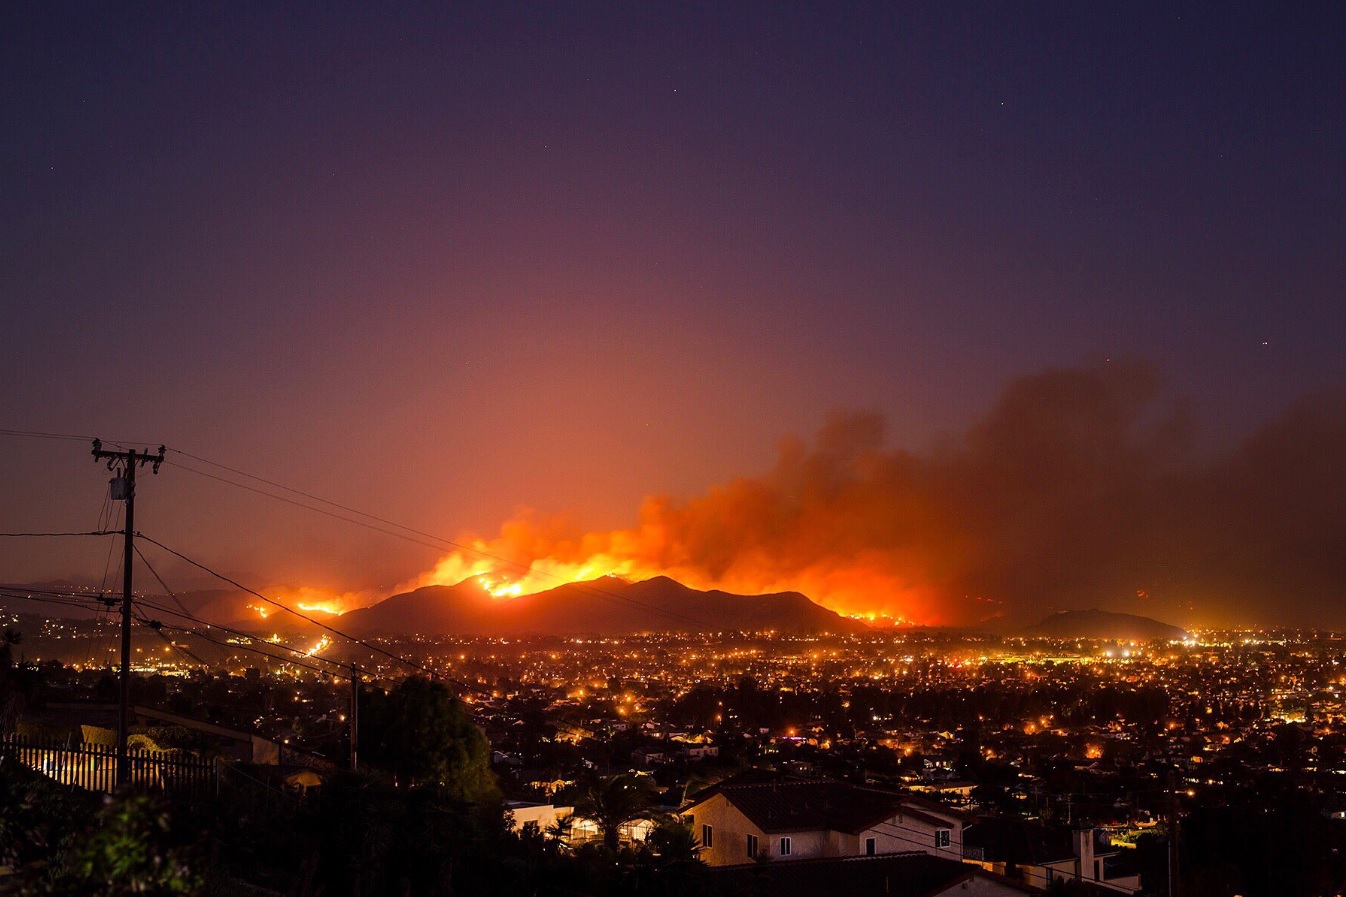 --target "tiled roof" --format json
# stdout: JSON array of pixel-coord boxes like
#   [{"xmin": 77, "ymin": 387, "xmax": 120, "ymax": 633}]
[{"xmin": 686, "ymin": 773, "xmax": 961, "ymax": 835}]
